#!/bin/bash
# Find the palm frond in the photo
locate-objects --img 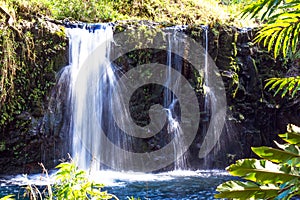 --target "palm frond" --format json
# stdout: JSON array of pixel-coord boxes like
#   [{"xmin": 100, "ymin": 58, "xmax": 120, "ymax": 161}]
[
  {"xmin": 242, "ymin": 0, "xmax": 300, "ymax": 59},
  {"xmin": 265, "ymin": 76, "xmax": 300, "ymax": 97},
  {"xmin": 241, "ymin": 0, "xmax": 285, "ymax": 20},
  {"xmin": 255, "ymin": 10, "xmax": 300, "ymax": 58}
]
